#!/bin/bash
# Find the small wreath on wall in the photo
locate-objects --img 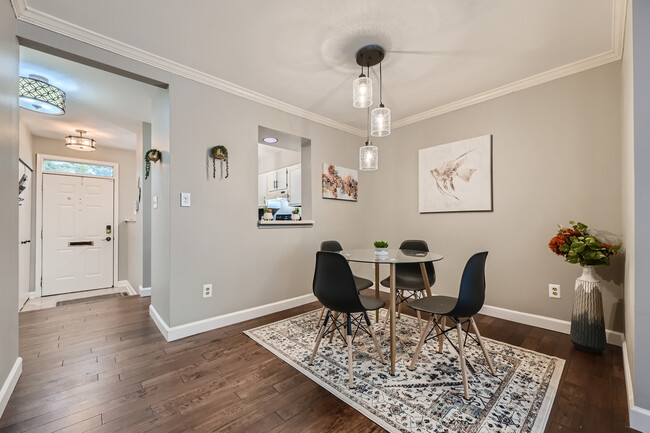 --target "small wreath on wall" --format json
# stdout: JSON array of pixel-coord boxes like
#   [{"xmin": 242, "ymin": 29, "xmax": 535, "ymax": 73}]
[
  {"xmin": 145, "ymin": 149, "xmax": 162, "ymax": 179},
  {"xmin": 211, "ymin": 145, "xmax": 229, "ymax": 179}
]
